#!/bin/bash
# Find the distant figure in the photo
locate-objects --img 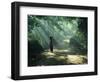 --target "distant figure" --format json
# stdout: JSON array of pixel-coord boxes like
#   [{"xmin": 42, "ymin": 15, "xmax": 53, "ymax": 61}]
[{"xmin": 50, "ymin": 36, "xmax": 53, "ymax": 52}]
